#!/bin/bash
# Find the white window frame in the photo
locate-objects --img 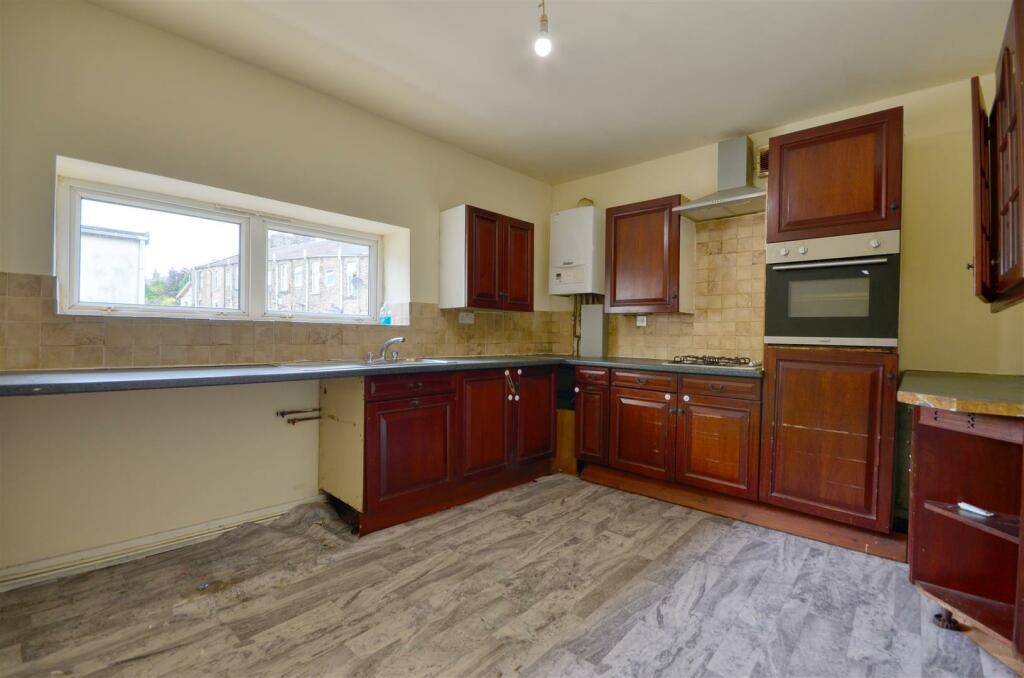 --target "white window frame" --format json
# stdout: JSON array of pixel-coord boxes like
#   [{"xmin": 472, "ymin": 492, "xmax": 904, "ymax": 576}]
[
  {"xmin": 55, "ymin": 177, "xmax": 382, "ymax": 324},
  {"xmin": 56, "ymin": 180, "xmax": 252, "ymax": 321},
  {"xmin": 263, "ymin": 218, "xmax": 380, "ymax": 323}
]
